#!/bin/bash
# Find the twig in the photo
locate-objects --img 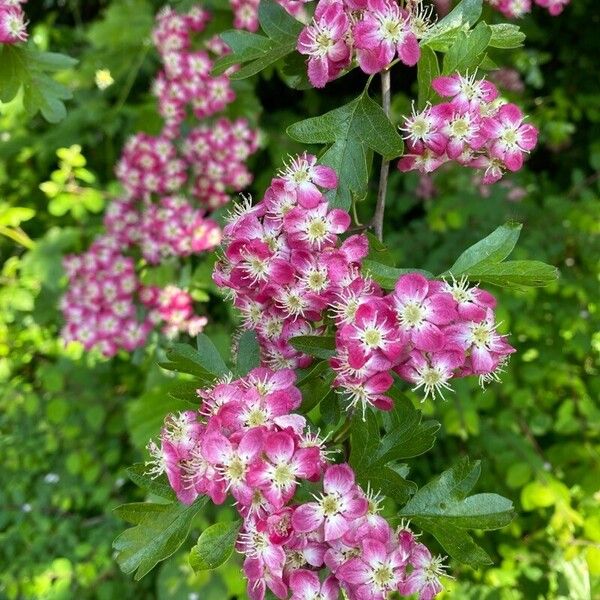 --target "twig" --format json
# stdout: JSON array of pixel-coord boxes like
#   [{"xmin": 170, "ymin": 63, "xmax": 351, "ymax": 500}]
[{"xmin": 372, "ymin": 69, "xmax": 391, "ymax": 242}]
